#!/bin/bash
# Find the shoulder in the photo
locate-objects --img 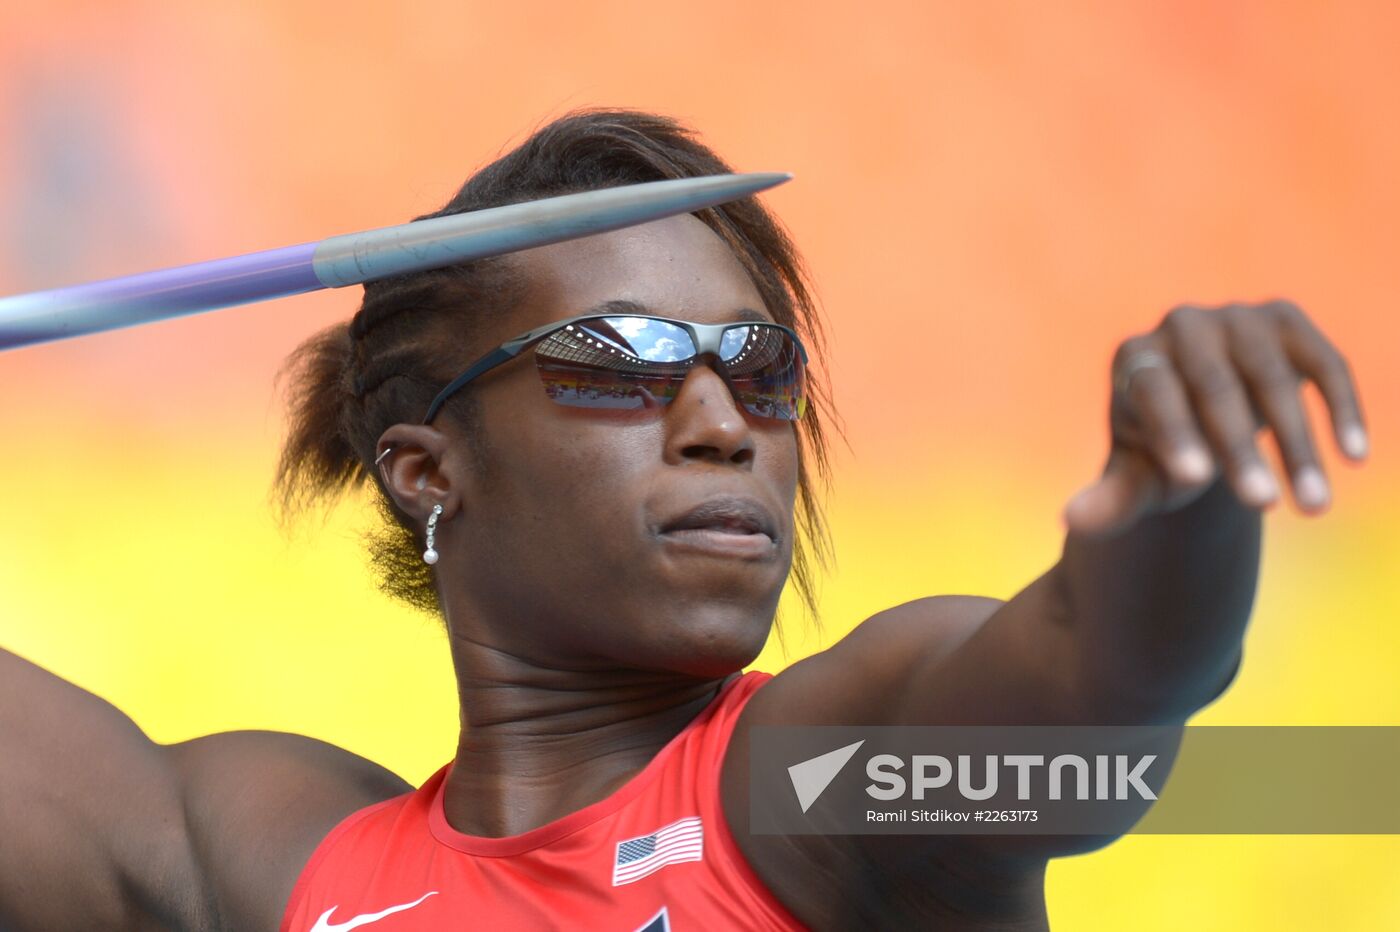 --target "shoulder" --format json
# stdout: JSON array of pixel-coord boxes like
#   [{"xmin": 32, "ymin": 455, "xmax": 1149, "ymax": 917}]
[
  {"xmin": 718, "ymin": 597, "xmax": 1050, "ymax": 928},
  {"xmin": 747, "ymin": 595, "xmax": 1004, "ymax": 726},
  {"xmin": 164, "ymin": 730, "xmax": 413, "ymax": 932},
  {"xmin": 726, "ymin": 596, "xmax": 1004, "ymax": 763},
  {"xmin": 834, "ymin": 595, "xmax": 1004, "ymax": 663}
]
